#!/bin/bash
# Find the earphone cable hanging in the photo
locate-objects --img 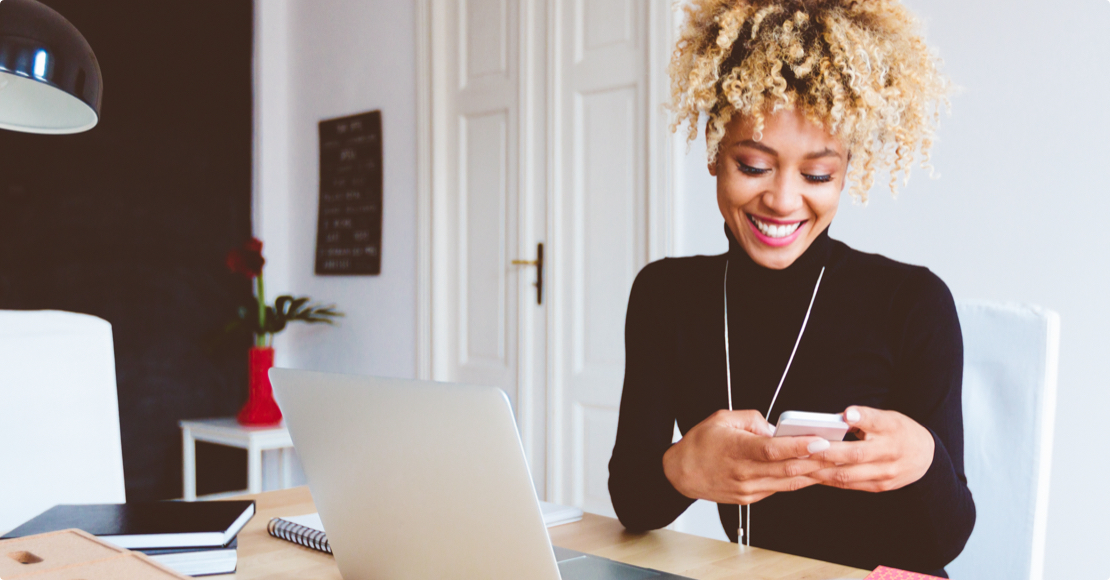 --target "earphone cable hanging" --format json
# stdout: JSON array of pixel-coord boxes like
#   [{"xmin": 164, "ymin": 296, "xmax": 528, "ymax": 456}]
[{"xmin": 724, "ymin": 260, "xmax": 825, "ymax": 548}]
